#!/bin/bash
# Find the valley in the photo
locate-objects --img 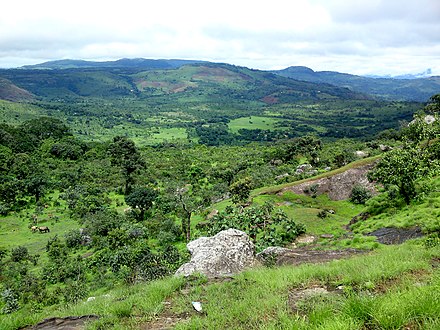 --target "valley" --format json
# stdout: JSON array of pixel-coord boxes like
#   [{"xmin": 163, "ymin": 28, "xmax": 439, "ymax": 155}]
[{"xmin": 0, "ymin": 59, "xmax": 438, "ymax": 329}]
